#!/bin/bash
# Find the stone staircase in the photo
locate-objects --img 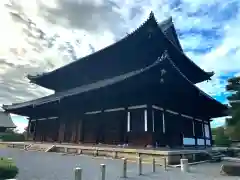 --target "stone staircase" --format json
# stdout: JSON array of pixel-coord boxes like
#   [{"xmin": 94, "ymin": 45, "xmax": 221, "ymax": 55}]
[
  {"xmin": 25, "ymin": 143, "xmax": 55, "ymax": 152},
  {"xmin": 208, "ymin": 150, "xmax": 225, "ymax": 162}
]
